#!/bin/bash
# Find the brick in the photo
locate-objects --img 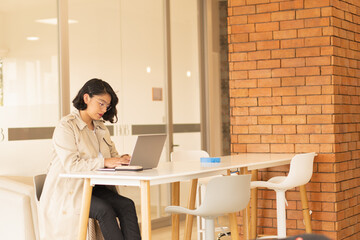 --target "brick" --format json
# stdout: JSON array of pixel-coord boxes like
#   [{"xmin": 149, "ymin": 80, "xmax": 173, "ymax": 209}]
[
  {"xmin": 255, "ymin": 22, "xmax": 279, "ymax": 32},
  {"xmin": 271, "ymin": 11, "xmax": 295, "ymax": 21},
  {"xmin": 258, "ymin": 59, "xmax": 281, "ymax": 69},
  {"xmin": 248, "ymin": 51, "xmax": 271, "ymax": 61},
  {"xmin": 320, "ymin": 144, "xmax": 333, "ymax": 153},
  {"xmin": 297, "ymin": 125, "xmax": 321, "ymax": 134},
  {"xmin": 258, "ymin": 78, "xmax": 281, "ymax": 88},
  {"xmin": 256, "ymin": 3, "xmax": 279, "ymax": 13},
  {"xmin": 298, "ymin": 28, "xmax": 322, "ymax": 38},
  {"xmin": 249, "ymin": 69, "xmax": 272, "ymax": 78},
  {"xmin": 282, "ymin": 96, "xmax": 306, "ymax": 105},
  {"xmin": 272, "ymin": 68, "xmax": 296, "ymax": 77},
  {"xmin": 295, "ymin": 144, "xmax": 320, "ymax": 153},
  {"xmin": 310, "ymin": 134, "xmax": 335, "ymax": 144},
  {"xmin": 233, "ymin": 6, "xmax": 256, "ymax": 15},
  {"xmin": 307, "ymin": 115, "xmax": 333, "ymax": 124},
  {"xmin": 286, "ymin": 135, "xmax": 310, "ymax": 143},
  {"xmin": 271, "ymin": 49, "xmax": 295, "ymax": 59},
  {"xmin": 234, "ymin": 97, "xmax": 258, "ymax": 107},
  {"xmin": 261, "ymin": 135, "xmax": 285, "ymax": 143},
  {"xmin": 249, "ymin": 88, "xmax": 272, "ymax": 97},
  {"xmin": 249, "ymin": 32, "xmax": 273, "ymax": 41},
  {"xmin": 271, "ymin": 144, "xmax": 295, "ymax": 152},
  {"xmin": 248, "ymin": 13, "xmax": 271, "ymax": 23},
  {"xmin": 257, "ymin": 40, "xmax": 280, "ymax": 50},
  {"xmin": 247, "ymin": 144, "xmax": 270, "ymax": 152},
  {"xmin": 238, "ymin": 134, "xmax": 261, "ymax": 143},
  {"xmin": 280, "ymin": 19, "xmax": 305, "ymax": 31},
  {"xmin": 232, "ymin": 144, "xmax": 247, "ymax": 153},
  {"xmin": 304, "ymin": 0, "xmax": 330, "ymax": 8},
  {"xmin": 280, "ymin": 0, "xmax": 304, "ymax": 10},
  {"xmin": 305, "ymin": 56, "xmax": 331, "ymax": 66},
  {"xmin": 249, "ymin": 106, "xmax": 272, "ymax": 115},
  {"xmin": 282, "ymin": 77, "xmax": 305, "ymax": 86},
  {"xmin": 281, "ymin": 39, "xmax": 305, "ymax": 49},
  {"xmin": 230, "ymin": 34, "xmax": 249, "ymax": 43},
  {"xmin": 234, "ymin": 61, "xmax": 257, "ymax": 70},
  {"xmin": 258, "ymin": 116, "xmax": 281, "ymax": 125},
  {"xmin": 305, "ymin": 18, "xmax": 330, "ymax": 28},
  {"xmin": 258, "ymin": 97, "xmax": 282, "ymax": 106},
  {"xmin": 234, "ymin": 42, "xmax": 256, "ymax": 52},
  {"xmin": 249, "ymin": 125, "xmax": 272, "ymax": 134},
  {"xmin": 233, "ymin": 79, "xmax": 256, "ymax": 88},
  {"xmin": 230, "ymin": 88, "xmax": 249, "ymax": 98},
  {"xmin": 281, "ymin": 58, "xmax": 305, "ymax": 68},
  {"xmin": 231, "ymin": 71, "xmax": 248, "ymax": 80},
  {"xmin": 297, "ymin": 105, "xmax": 322, "ymax": 114},
  {"xmin": 296, "ymin": 47, "xmax": 321, "ymax": 57},
  {"xmin": 232, "ymin": 107, "xmax": 249, "ymax": 115},
  {"xmin": 229, "ymin": 0, "xmax": 246, "ymax": 7},
  {"xmin": 305, "ymin": 36, "xmax": 331, "ymax": 47},
  {"xmin": 233, "ymin": 126, "xmax": 249, "ymax": 134},
  {"xmin": 273, "ymin": 125, "xmax": 296, "ymax": 134},
  {"xmin": 232, "ymin": 24, "xmax": 256, "ymax": 33},
  {"xmin": 272, "ymin": 106, "xmax": 296, "ymax": 115},
  {"xmin": 296, "ymin": 66, "xmax": 320, "ymax": 76},
  {"xmin": 233, "ymin": 116, "xmax": 258, "ymax": 125},
  {"xmin": 297, "ymin": 86, "xmax": 321, "ymax": 95},
  {"xmin": 229, "ymin": 16, "xmax": 247, "ymax": 25},
  {"xmin": 296, "ymin": 9, "xmax": 321, "ymax": 19},
  {"xmin": 274, "ymin": 30, "xmax": 297, "ymax": 39},
  {"xmin": 306, "ymin": 95, "xmax": 332, "ymax": 105},
  {"xmin": 230, "ymin": 52, "xmax": 248, "ymax": 62},
  {"xmin": 321, "ymin": 7, "xmax": 332, "ymax": 17},
  {"xmin": 273, "ymin": 87, "xmax": 296, "ymax": 96},
  {"xmin": 282, "ymin": 115, "xmax": 307, "ymax": 124}
]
